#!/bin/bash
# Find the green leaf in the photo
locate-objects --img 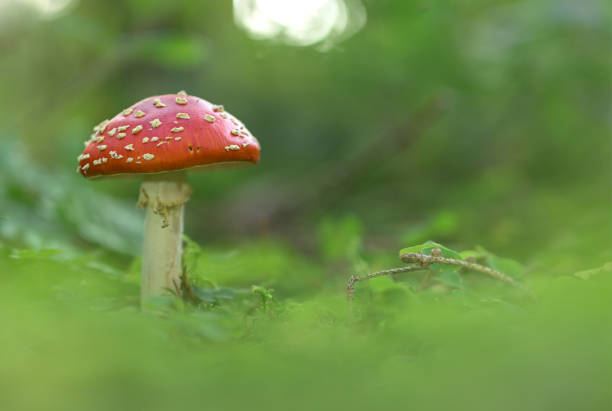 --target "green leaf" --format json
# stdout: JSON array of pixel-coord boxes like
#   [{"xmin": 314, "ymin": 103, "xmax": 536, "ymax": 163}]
[{"xmin": 399, "ymin": 241, "xmax": 462, "ymax": 261}]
